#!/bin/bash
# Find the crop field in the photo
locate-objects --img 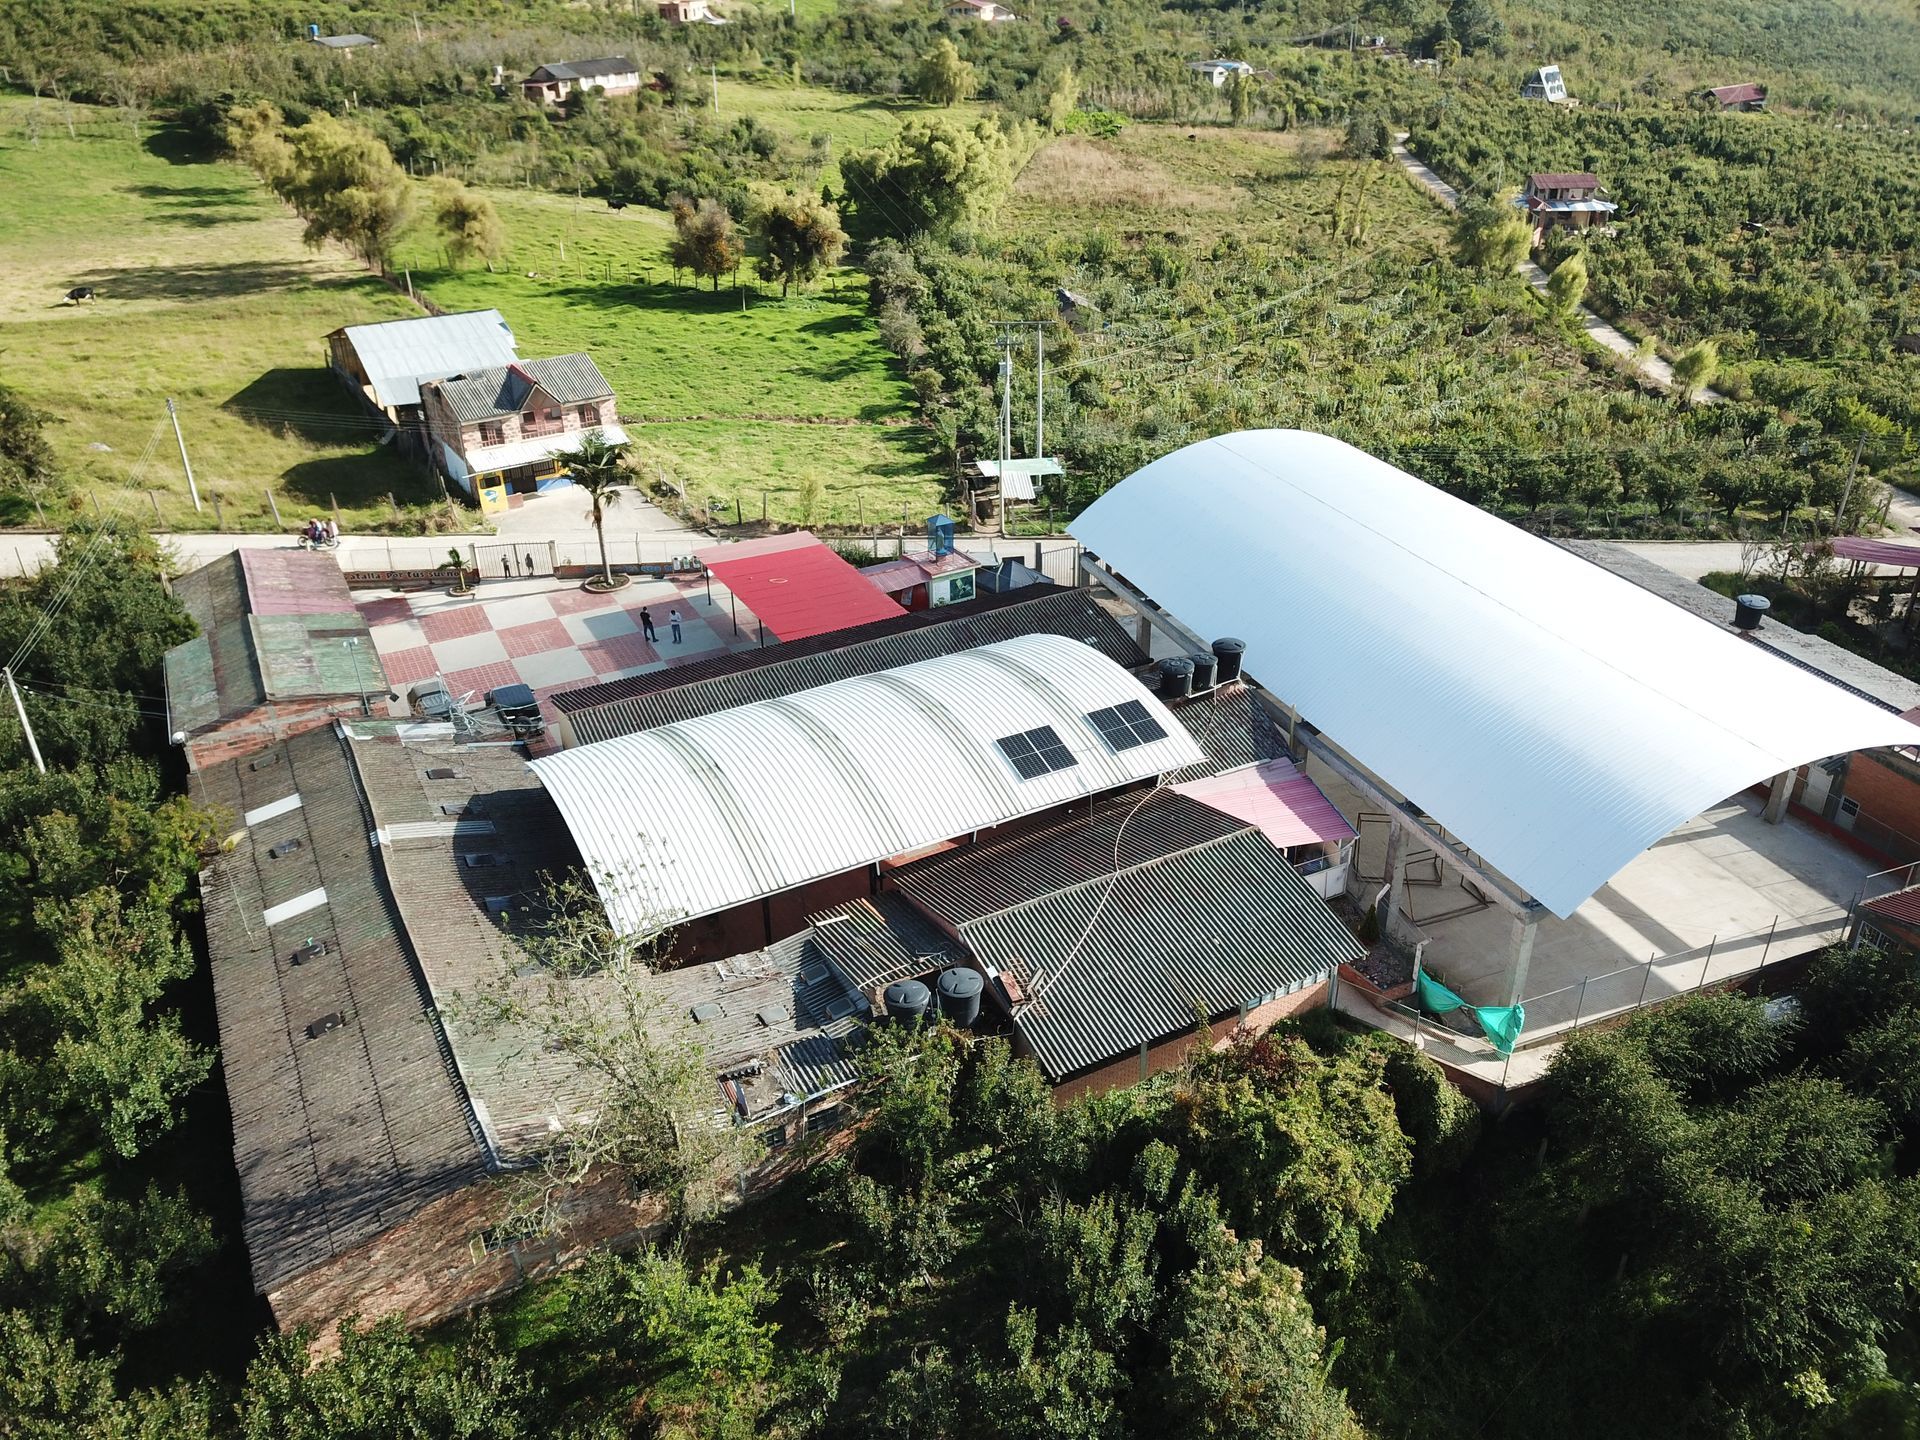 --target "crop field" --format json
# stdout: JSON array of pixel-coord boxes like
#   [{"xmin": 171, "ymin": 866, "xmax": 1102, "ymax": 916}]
[
  {"xmin": 0, "ymin": 97, "xmax": 443, "ymax": 534},
  {"xmin": 392, "ymin": 181, "xmax": 943, "ymax": 526}
]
